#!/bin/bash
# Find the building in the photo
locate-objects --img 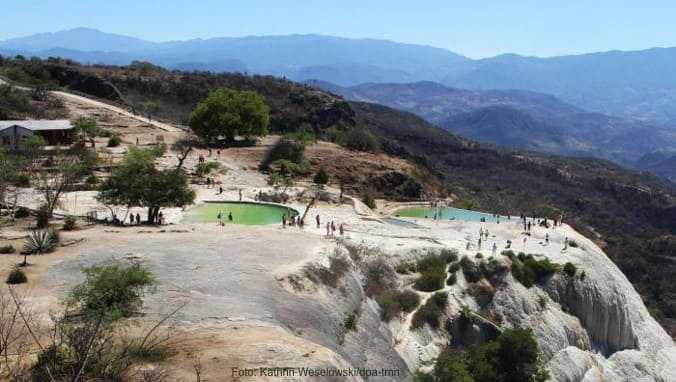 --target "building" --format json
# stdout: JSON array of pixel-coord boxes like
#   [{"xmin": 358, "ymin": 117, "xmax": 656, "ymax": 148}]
[{"xmin": 0, "ymin": 120, "xmax": 74, "ymax": 150}]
